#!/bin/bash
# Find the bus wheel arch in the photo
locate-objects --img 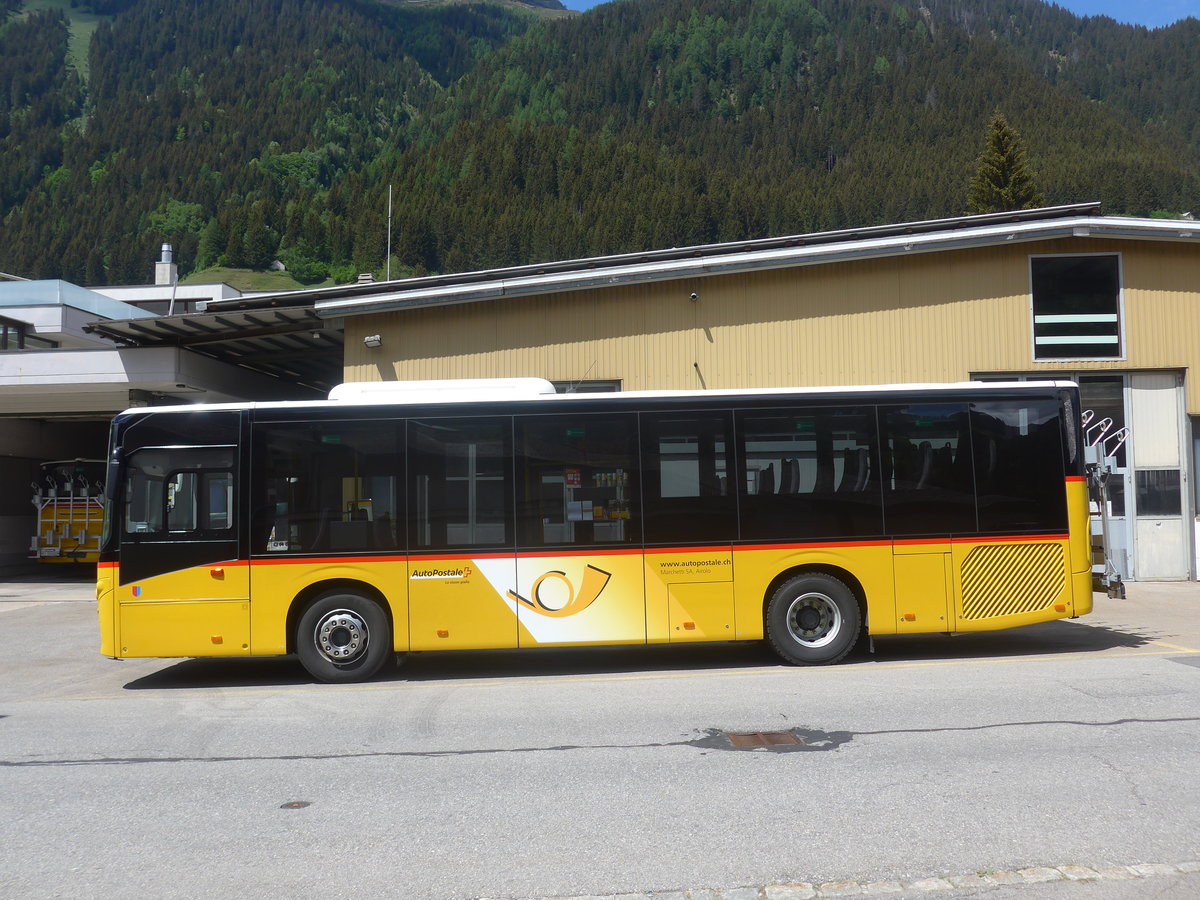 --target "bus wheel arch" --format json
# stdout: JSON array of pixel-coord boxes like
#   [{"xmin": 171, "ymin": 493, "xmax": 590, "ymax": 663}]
[
  {"xmin": 763, "ymin": 566, "xmax": 865, "ymax": 666},
  {"xmin": 289, "ymin": 580, "xmax": 396, "ymax": 683}
]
